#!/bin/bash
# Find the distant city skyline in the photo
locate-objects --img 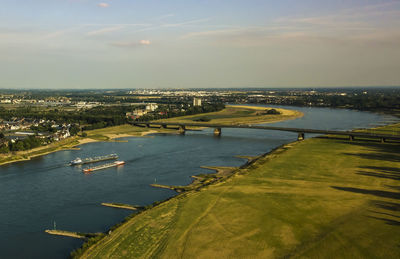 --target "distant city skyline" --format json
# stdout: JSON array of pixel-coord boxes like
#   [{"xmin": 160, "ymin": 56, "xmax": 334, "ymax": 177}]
[{"xmin": 1, "ymin": 0, "xmax": 400, "ymax": 89}]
